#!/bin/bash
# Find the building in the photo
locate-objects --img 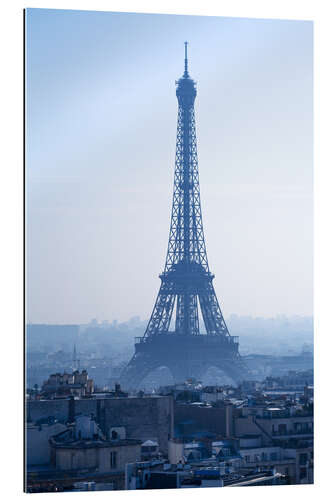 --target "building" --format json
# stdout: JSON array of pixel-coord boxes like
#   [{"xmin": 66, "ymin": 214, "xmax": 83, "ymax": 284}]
[
  {"xmin": 234, "ymin": 406, "xmax": 313, "ymax": 446},
  {"xmin": 174, "ymin": 401, "xmax": 234, "ymax": 438},
  {"xmin": 231, "ymin": 399, "xmax": 313, "ymax": 484},
  {"xmin": 27, "ymin": 394, "xmax": 174, "ymax": 454},
  {"xmin": 26, "ymin": 324, "xmax": 79, "ymax": 352},
  {"xmin": 50, "ymin": 422, "xmax": 141, "ymax": 475},
  {"xmin": 169, "ymin": 376, "xmax": 313, "ymax": 486},
  {"xmin": 125, "ymin": 460, "xmax": 286, "ymax": 489},
  {"xmin": 41, "ymin": 369, "xmax": 94, "ymax": 398},
  {"xmin": 26, "ymin": 419, "xmax": 67, "ymax": 466},
  {"xmin": 168, "ymin": 437, "xmax": 241, "ymax": 466},
  {"xmin": 26, "ymin": 415, "xmax": 141, "ymax": 492}
]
